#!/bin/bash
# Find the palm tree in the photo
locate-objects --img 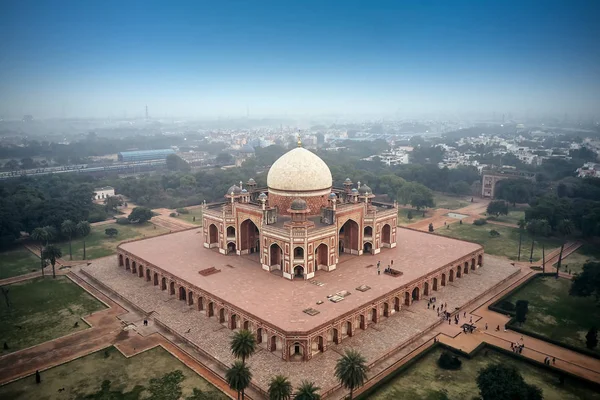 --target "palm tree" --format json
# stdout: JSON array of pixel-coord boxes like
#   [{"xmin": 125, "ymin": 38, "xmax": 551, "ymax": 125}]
[
  {"xmin": 517, "ymin": 218, "xmax": 526, "ymax": 261},
  {"xmin": 61, "ymin": 219, "xmax": 77, "ymax": 260},
  {"xmin": 43, "ymin": 225, "xmax": 57, "ymax": 244},
  {"xmin": 31, "ymin": 227, "xmax": 49, "ymax": 276},
  {"xmin": 230, "ymin": 329, "xmax": 257, "ymax": 364},
  {"xmin": 225, "ymin": 360, "xmax": 252, "ymax": 400},
  {"xmin": 334, "ymin": 349, "xmax": 368, "ymax": 399},
  {"xmin": 268, "ymin": 375, "xmax": 292, "ymax": 400},
  {"xmin": 555, "ymin": 219, "xmax": 575, "ymax": 275},
  {"xmin": 293, "ymin": 381, "xmax": 321, "ymax": 400},
  {"xmin": 41, "ymin": 244, "xmax": 62, "ymax": 279},
  {"xmin": 526, "ymin": 219, "xmax": 550, "ymax": 263},
  {"xmin": 76, "ymin": 221, "xmax": 91, "ymax": 260}
]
